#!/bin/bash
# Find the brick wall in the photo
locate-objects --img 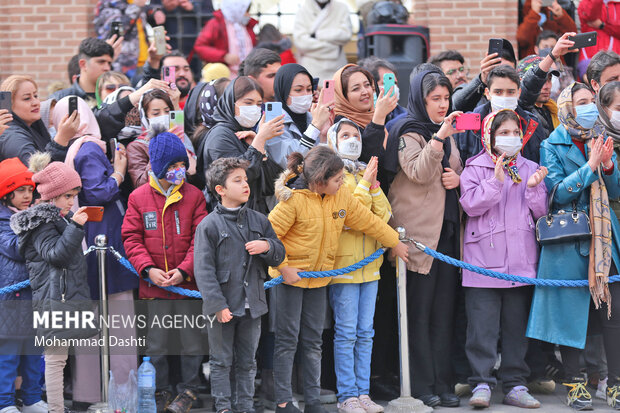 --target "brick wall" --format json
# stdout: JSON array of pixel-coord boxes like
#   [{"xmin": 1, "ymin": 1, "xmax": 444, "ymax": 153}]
[
  {"xmin": 0, "ymin": 0, "xmax": 97, "ymax": 99},
  {"xmin": 412, "ymin": 0, "xmax": 519, "ymax": 76}
]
